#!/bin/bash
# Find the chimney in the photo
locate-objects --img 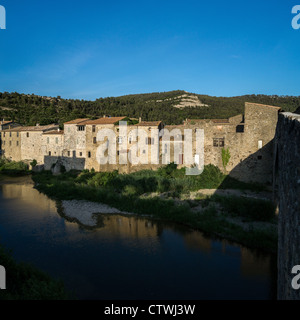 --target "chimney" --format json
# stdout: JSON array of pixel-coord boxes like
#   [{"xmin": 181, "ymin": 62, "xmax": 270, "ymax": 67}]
[
  {"xmin": 103, "ymin": 115, "xmax": 106, "ymax": 118},
  {"xmin": 36, "ymin": 123, "xmax": 40, "ymax": 127},
  {"xmin": 139, "ymin": 117, "xmax": 142, "ymax": 123},
  {"xmin": 58, "ymin": 128, "xmax": 60, "ymax": 132}
]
